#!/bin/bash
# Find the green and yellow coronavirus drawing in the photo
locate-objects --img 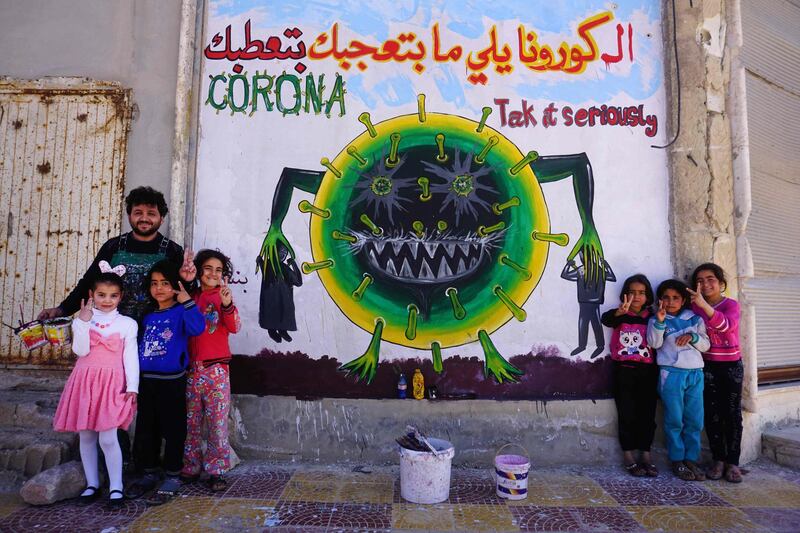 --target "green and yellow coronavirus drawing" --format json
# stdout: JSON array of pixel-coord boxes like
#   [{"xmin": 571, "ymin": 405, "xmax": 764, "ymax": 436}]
[{"xmin": 258, "ymin": 94, "xmax": 605, "ymax": 384}]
